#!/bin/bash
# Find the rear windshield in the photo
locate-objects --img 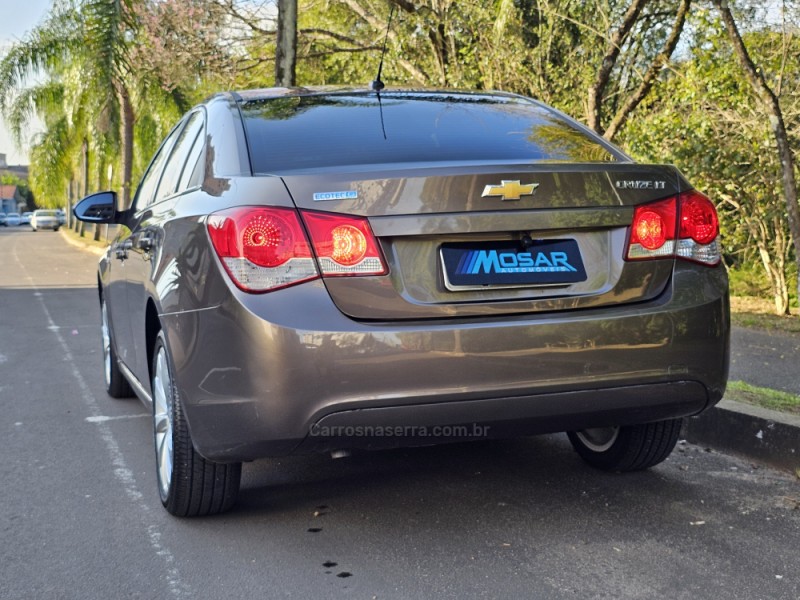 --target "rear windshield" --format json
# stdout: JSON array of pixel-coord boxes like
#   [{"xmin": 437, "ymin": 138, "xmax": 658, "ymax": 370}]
[
  {"xmin": 36, "ymin": 210, "xmax": 57, "ymax": 216},
  {"xmin": 240, "ymin": 93, "xmax": 621, "ymax": 174}
]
